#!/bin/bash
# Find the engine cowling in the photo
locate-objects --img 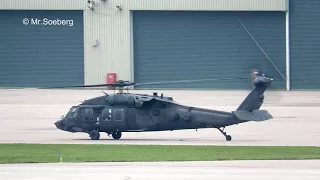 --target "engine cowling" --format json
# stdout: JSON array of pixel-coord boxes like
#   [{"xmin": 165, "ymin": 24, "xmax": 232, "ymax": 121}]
[{"xmin": 105, "ymin": 94, "xmax": 144, "ymax": 108}]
